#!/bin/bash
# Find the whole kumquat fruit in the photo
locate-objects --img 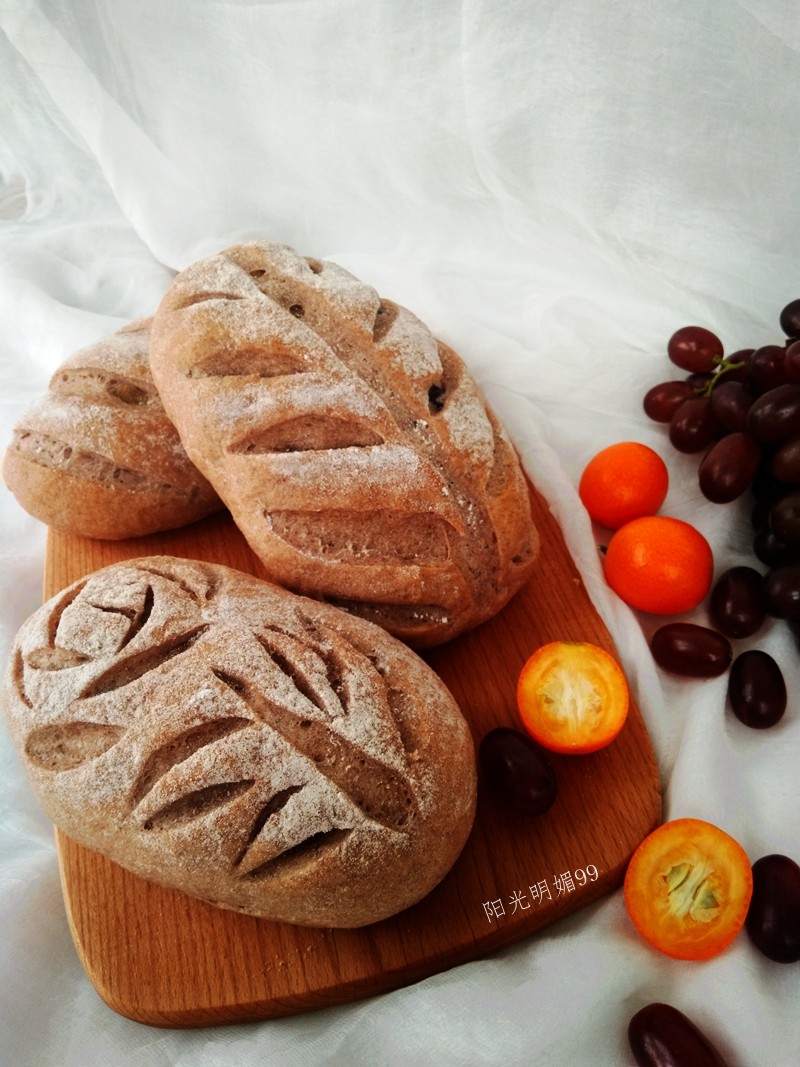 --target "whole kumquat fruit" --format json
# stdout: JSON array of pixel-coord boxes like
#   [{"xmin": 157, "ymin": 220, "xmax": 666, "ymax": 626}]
[
  {"xmin": 603, "ymin": 515, "xmax": 713, "ymax": 615},
  {"xmin": 578, "ymin": 441, "xmax": 669, "ymax": 529}
]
